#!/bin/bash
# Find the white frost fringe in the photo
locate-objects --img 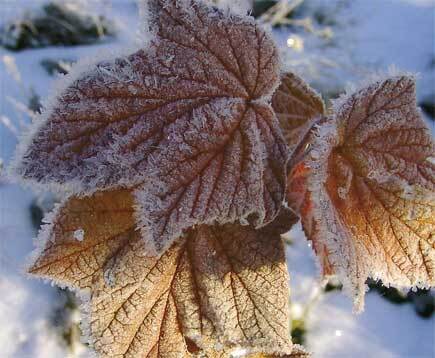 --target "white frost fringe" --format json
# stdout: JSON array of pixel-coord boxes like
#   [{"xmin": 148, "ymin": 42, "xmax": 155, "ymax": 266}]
[
  {"xmin": 302, "ymin": 119, "xmax": 369, "ymax": 312},
  {"xmin": 7, "ymin": 0, "xmax": 260, "ymax": 196},
  {"xmin": 7, "ymin": 42, "xmax": 142, "ymax": 196},
  {"xmin": 305, "ymin": 70, "xmax": 433, "ymax": 312},
  {"xmin": 332, "ymin": 65, "xmax": 418, "ymax": 114}
]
